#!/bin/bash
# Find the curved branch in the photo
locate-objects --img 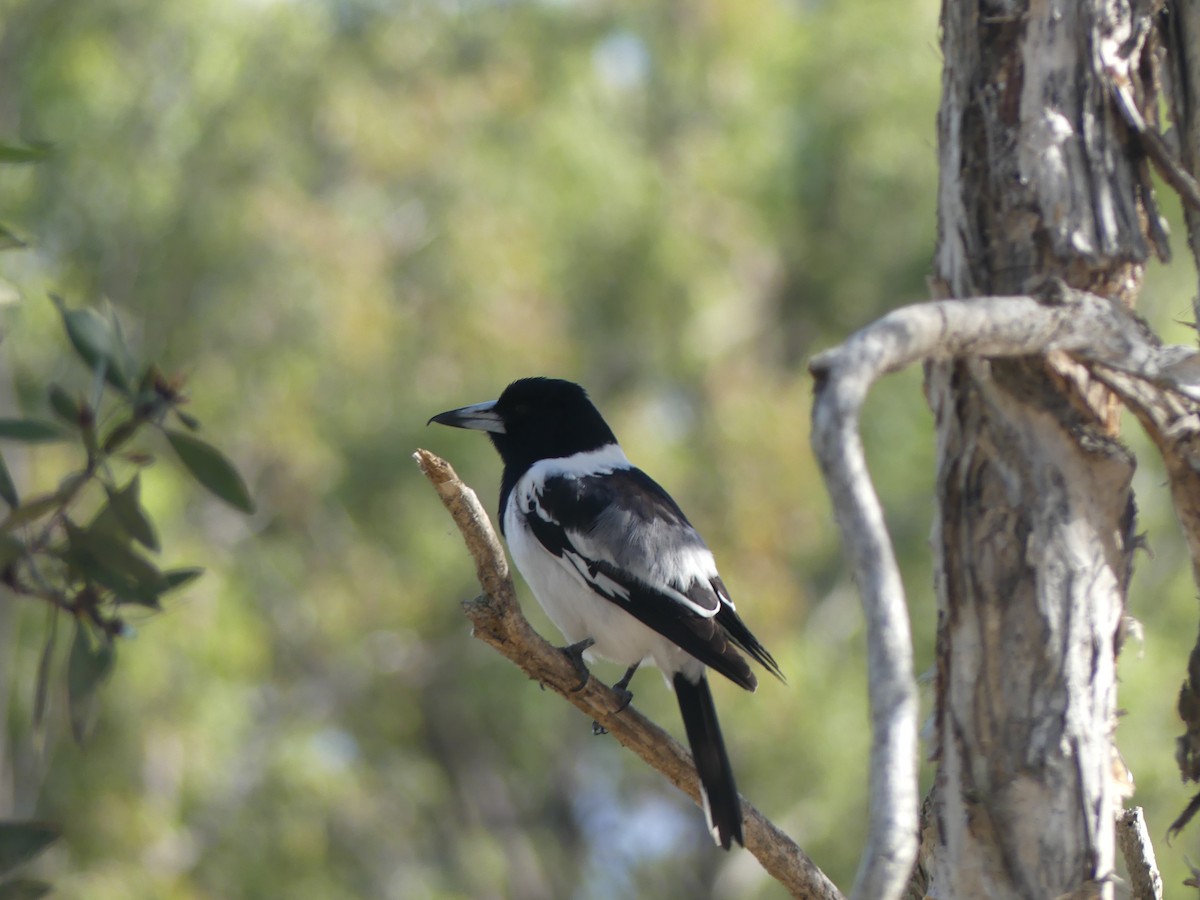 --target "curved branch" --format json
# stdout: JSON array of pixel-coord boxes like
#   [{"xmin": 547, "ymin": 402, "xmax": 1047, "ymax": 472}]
[
  {"xmin": 808, "ymin": 339, "xmax": 920, "ymax": 900},
  {"xmin": 414, "ymin": 449, "xmax": 845, "ymax": 900},
  {"xmin": 806, "ymin": 283, "xmax": 1200, "ymax": 900}
]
